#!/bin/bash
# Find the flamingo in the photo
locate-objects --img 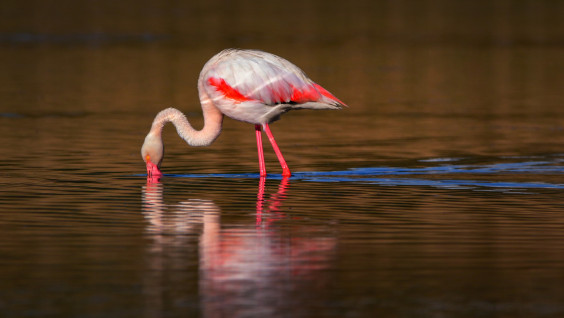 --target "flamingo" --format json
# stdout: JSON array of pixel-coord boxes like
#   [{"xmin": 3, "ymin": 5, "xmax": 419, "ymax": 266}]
[{"xmin": 141, "ymin": 49, "xmax": 346, "ymax": 178}]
